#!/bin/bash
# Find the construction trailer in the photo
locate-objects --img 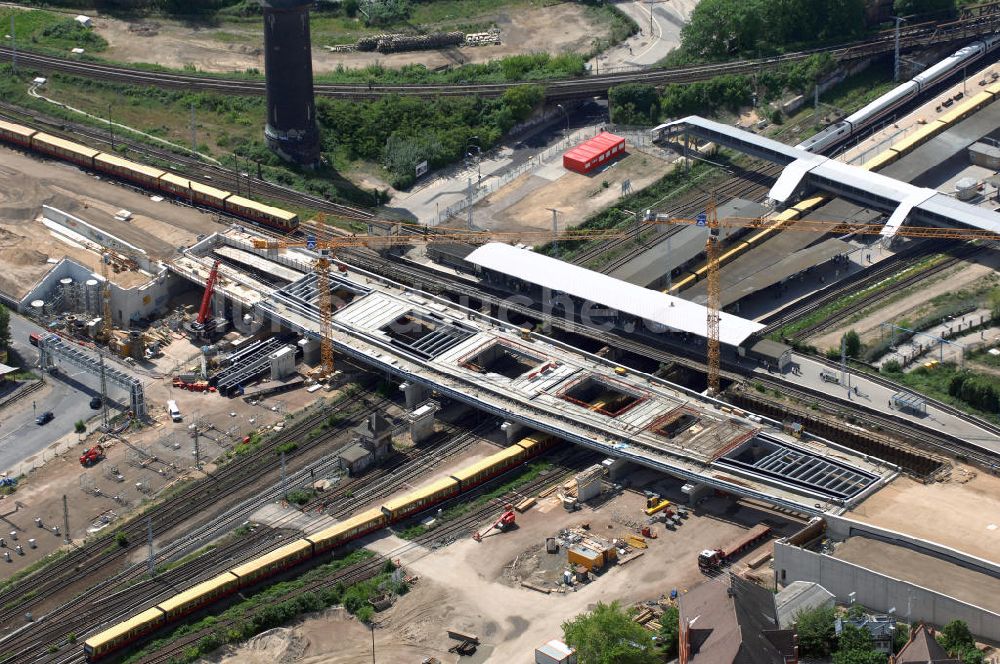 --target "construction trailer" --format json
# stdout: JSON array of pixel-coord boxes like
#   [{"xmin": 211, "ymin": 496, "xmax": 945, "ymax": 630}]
[{"xmin": 562, "ymin": 132, "xmax": 626, "ymax": 175}]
